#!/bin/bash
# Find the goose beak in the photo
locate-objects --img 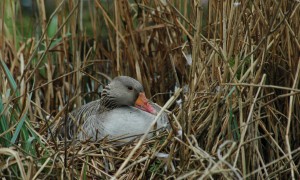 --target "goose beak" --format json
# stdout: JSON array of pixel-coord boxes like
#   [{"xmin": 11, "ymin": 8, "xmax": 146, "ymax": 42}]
[{"xmin": 135, "ymin": 92, "xmax": 157, "ymax": 115}]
